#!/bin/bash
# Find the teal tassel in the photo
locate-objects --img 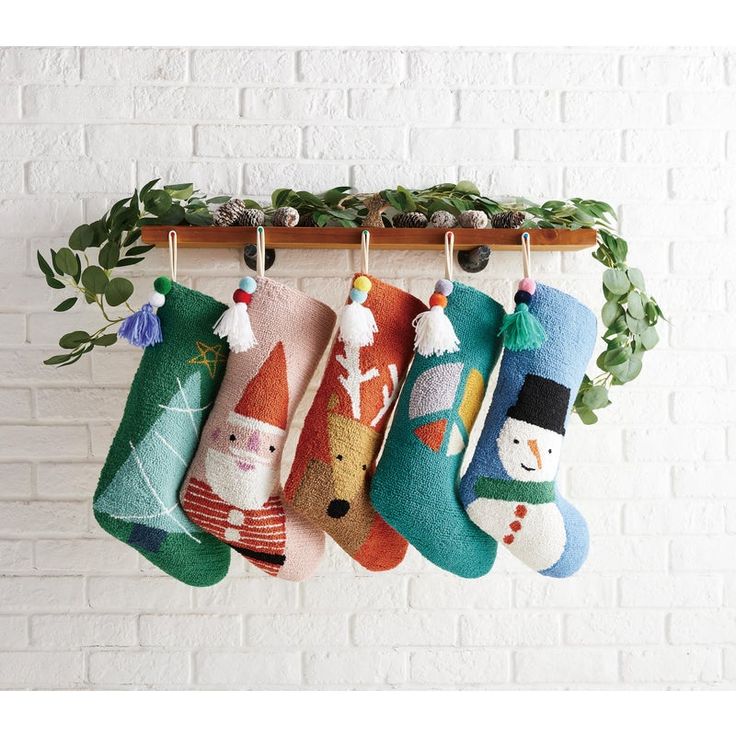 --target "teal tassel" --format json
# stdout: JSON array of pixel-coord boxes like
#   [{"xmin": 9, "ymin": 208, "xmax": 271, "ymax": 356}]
[{"xmin": 498, "ymin": 303, "xmax": 546, "ymax": 351}]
